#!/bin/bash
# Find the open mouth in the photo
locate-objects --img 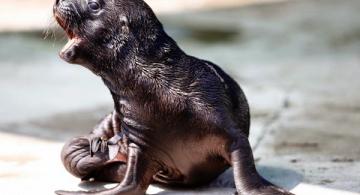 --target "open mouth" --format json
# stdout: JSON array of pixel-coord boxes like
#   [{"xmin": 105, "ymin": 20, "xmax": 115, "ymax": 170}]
[
  {"xmin": 54, "ymin": 12, "xmax": 80, "ymax": 63},
  {"xmin": 53, "ymin": 3, "xmax": 82, "ymax": 63},
  {"xmin": 54, "ymin": 13, "xmax": 76, "ymax": 39}
]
